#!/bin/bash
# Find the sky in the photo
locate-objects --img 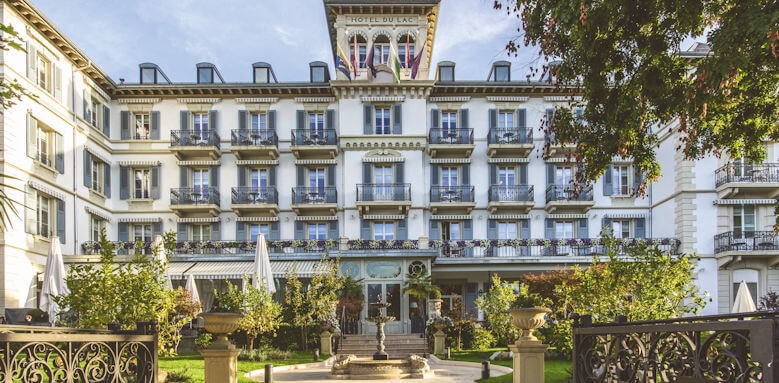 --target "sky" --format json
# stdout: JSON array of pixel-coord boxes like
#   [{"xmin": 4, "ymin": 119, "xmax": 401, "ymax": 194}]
[{"xmin": 30, "ymin": 0, "xmax": 544, "ymax": 84}]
